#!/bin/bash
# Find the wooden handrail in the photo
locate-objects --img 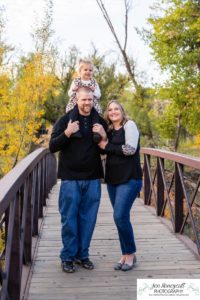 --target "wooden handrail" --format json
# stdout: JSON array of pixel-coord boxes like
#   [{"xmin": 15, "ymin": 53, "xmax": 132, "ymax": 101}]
[
  {"xmin": 0, "ymin": 146, "xmax": 199, "ymax": 298},
  {"xmin": 141, "ymin": 147, "xmax": 200, "ymax": 256},
  {"xmin": 141, "ymin": 147, "xmax": 200, "ymax": 169},
  {"xmin": 0, "ymin": 148, "xmax": 57, "ymax": 300}
]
